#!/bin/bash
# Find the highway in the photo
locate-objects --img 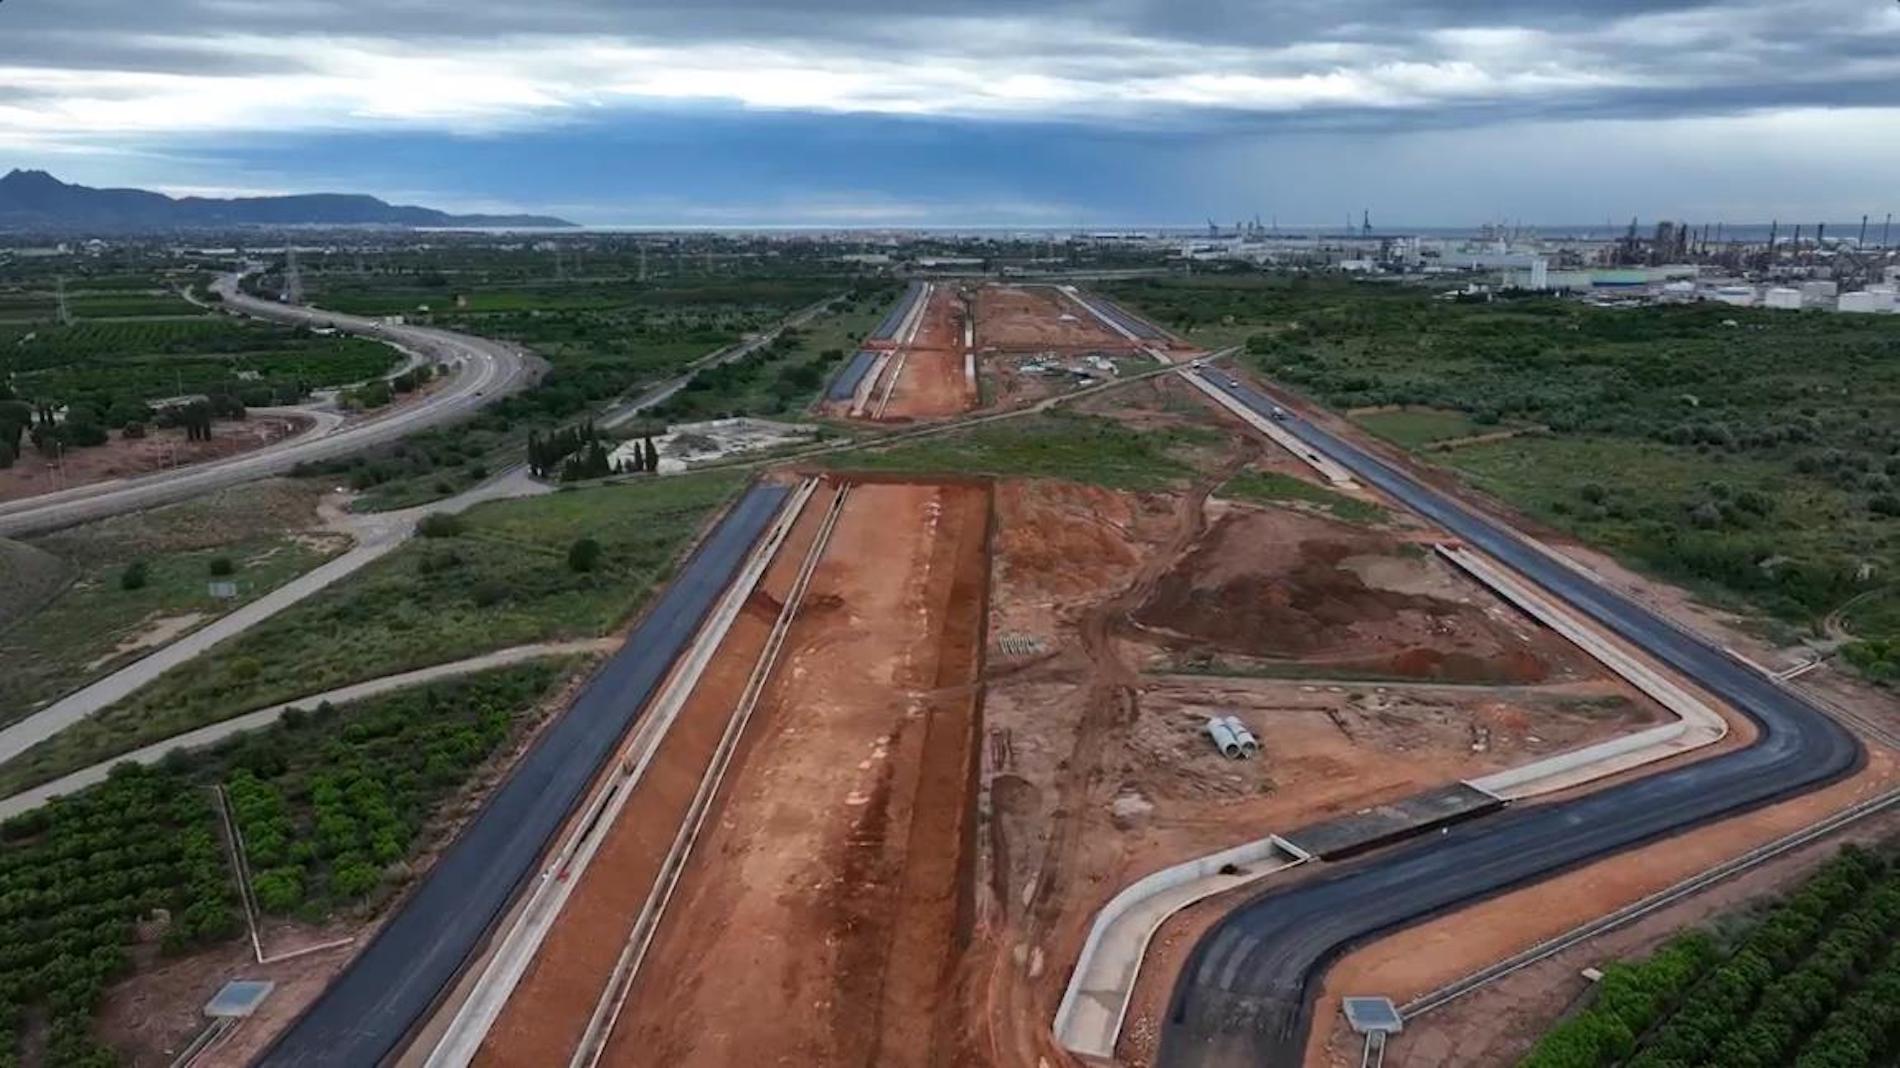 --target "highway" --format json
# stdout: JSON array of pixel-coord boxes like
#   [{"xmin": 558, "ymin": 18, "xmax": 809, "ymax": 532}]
[
  {"xmin": 0, "ymin": 271, "xmax": 538, "ymax": 538},
  {"xmin": 1157, "ymin": 370, "xmax": 1863, "ymax": 1067},
  {"xmin": 257, "ymin": 483, "xmax": 790, "ymax": 1067}
]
